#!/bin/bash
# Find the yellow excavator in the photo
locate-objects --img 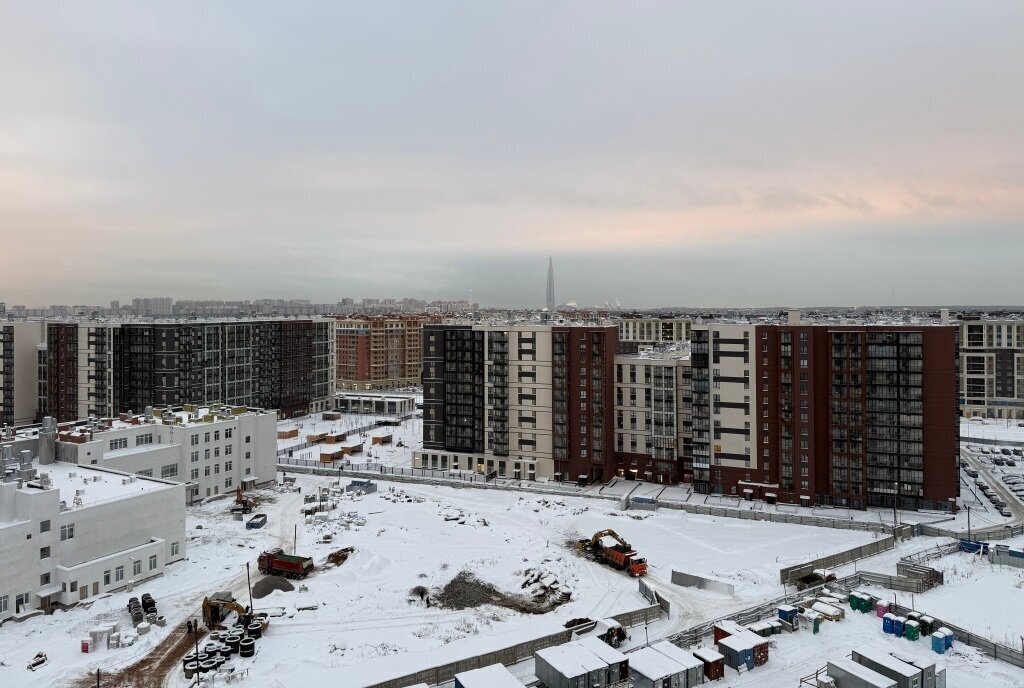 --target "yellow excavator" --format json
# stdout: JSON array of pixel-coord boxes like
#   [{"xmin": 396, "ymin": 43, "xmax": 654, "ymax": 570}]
[
  {"xmin": 202, "ymin": 592, "xmax": 270, "ymax": 631},
  {"xmin": 577, "ymin": 529, "xmax": 648, "ymax": 577}
]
